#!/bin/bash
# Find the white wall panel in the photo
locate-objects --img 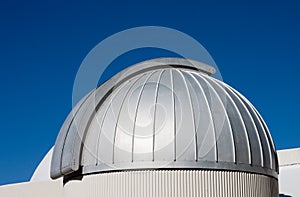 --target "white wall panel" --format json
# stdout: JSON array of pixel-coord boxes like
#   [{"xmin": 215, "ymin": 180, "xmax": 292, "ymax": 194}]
[
  {"xmin": 64, "ymin": 170, "xmax": 278, "ymax": 197},
  {"xmin": 0, "ymin": 180, "xmax": 63, "ymax": 197}
]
